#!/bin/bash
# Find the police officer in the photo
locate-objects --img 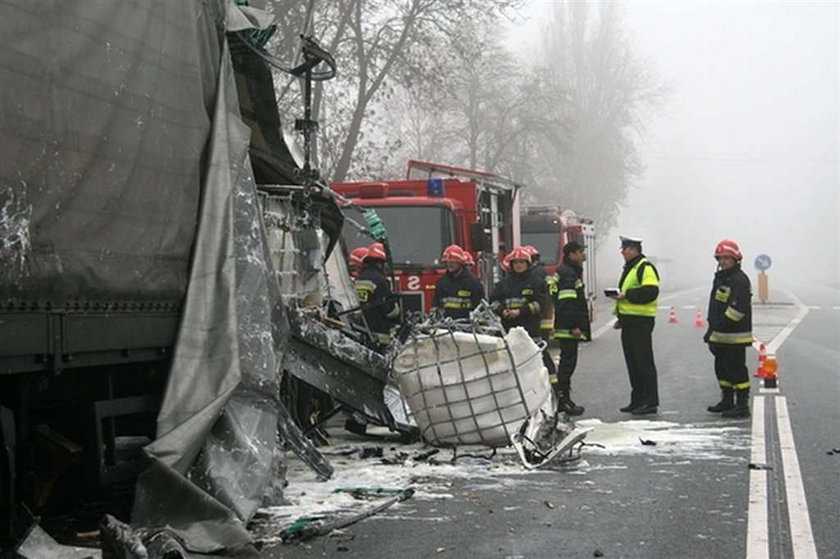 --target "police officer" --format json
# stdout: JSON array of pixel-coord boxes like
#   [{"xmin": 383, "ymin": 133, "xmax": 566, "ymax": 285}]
[
  {"xmin": 355, "ymin": 242, "xmax": 402, "ymax": 348},
  {"xmin": 607, "ymin": 235, "xmax": 660, "ymax": 415},
  {"xmin": 704, "ymin": 239, "xmax": 753, "ymax": 418},
  {"xmin": 432, "ymin": 244, "xmax": 485, "ymax": 320},
  {"xmin": 490, "ymin": 246, "xmax": 544, "ymax": 337},
  {"xmin": 552, "ymin": 241, "xmax": 591, "ymax": 416}
]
